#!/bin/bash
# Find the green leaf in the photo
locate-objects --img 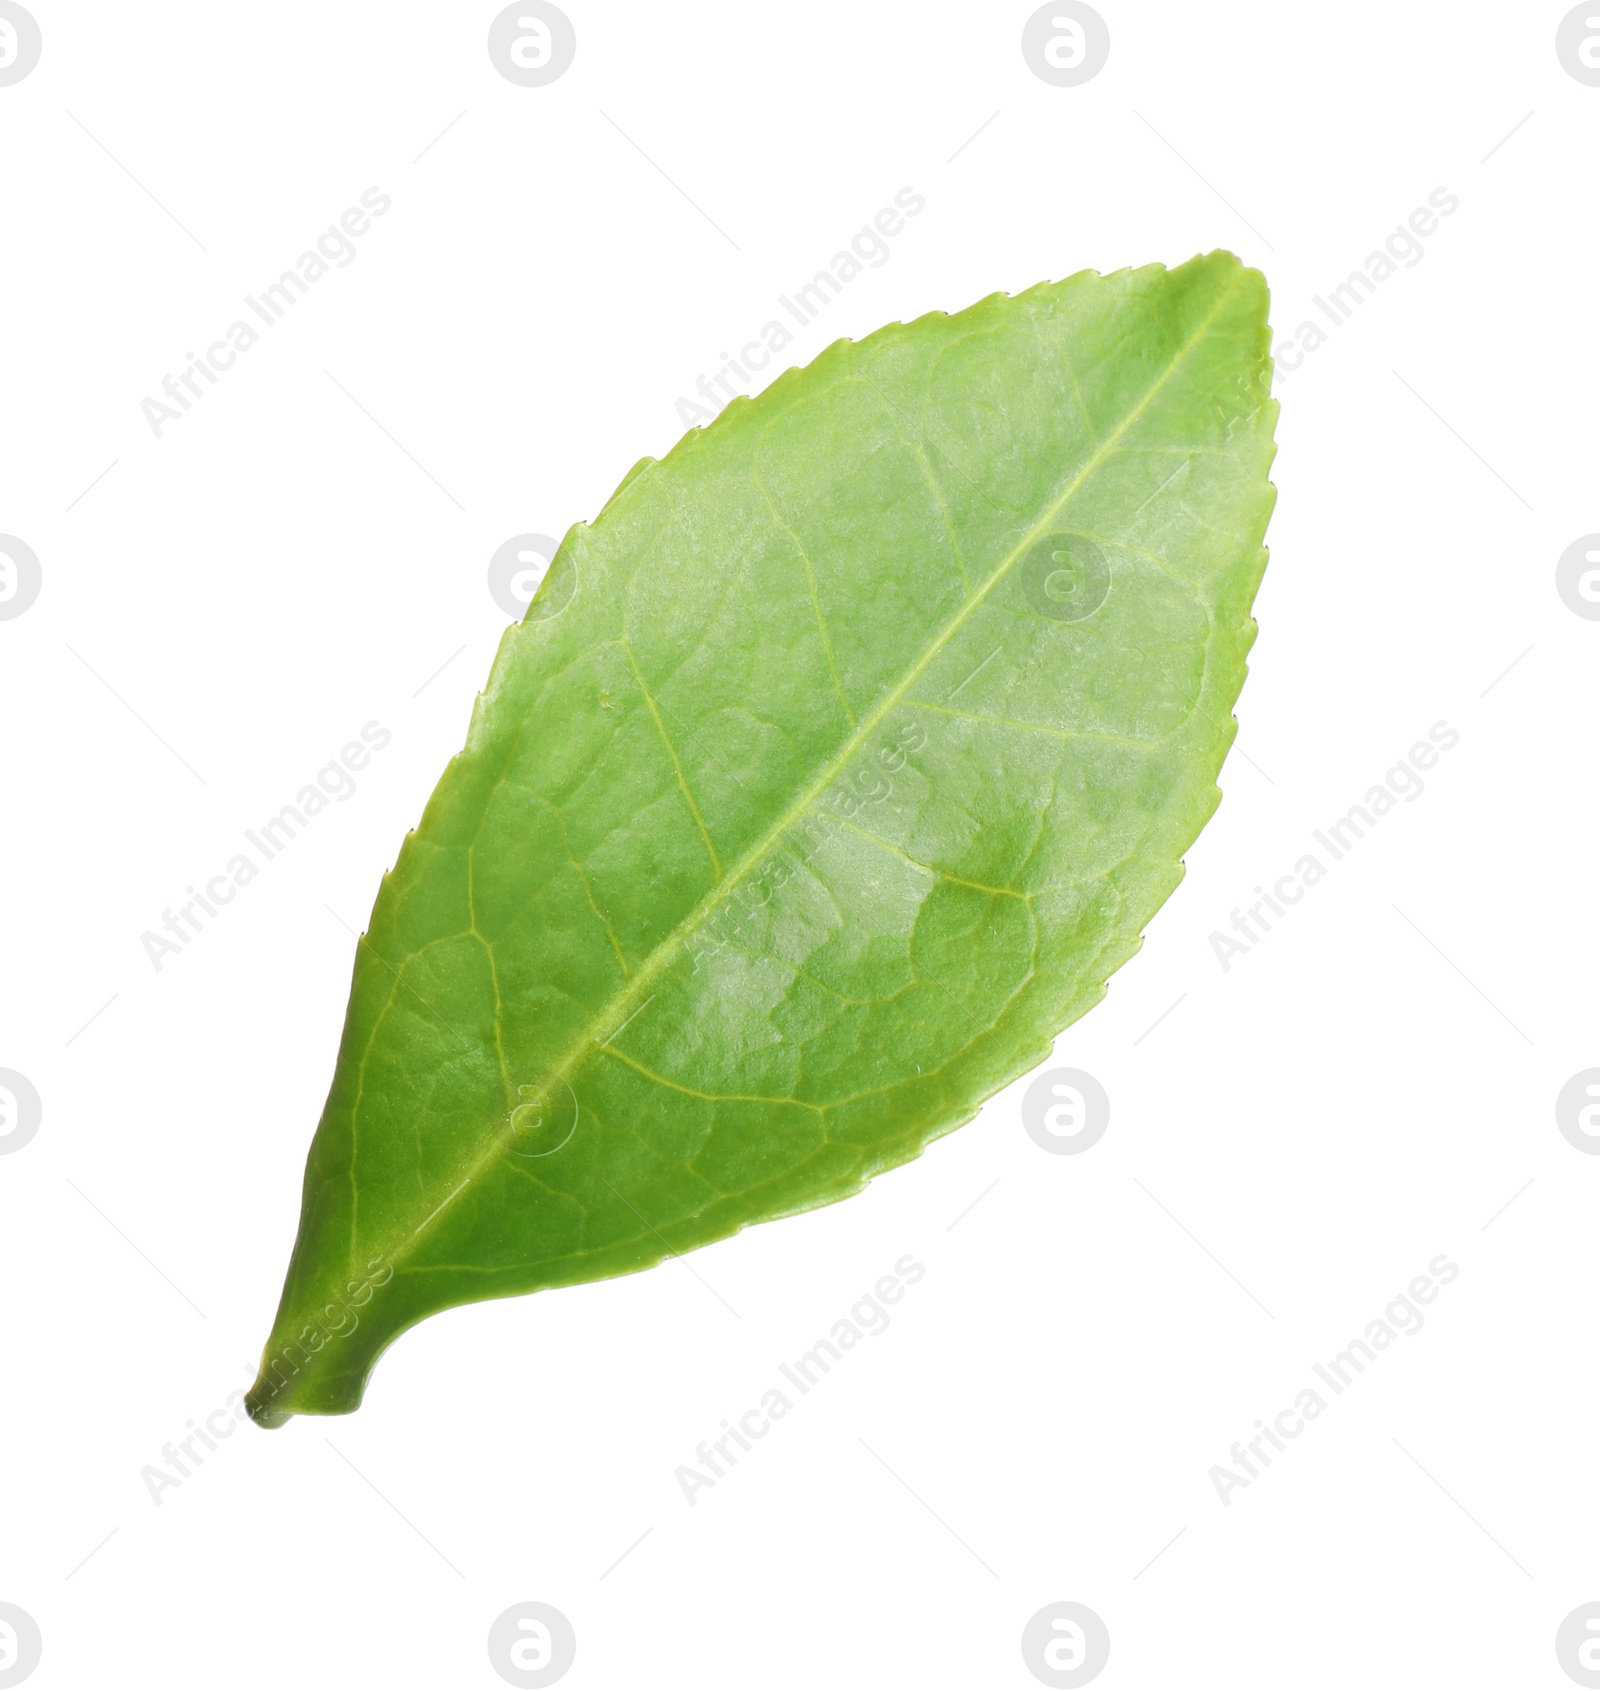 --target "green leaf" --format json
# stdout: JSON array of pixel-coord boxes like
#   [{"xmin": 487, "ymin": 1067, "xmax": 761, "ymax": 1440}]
[{"xmin": 247, "ymin": 252, "xmax": 1277, "ymax": 1425}]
